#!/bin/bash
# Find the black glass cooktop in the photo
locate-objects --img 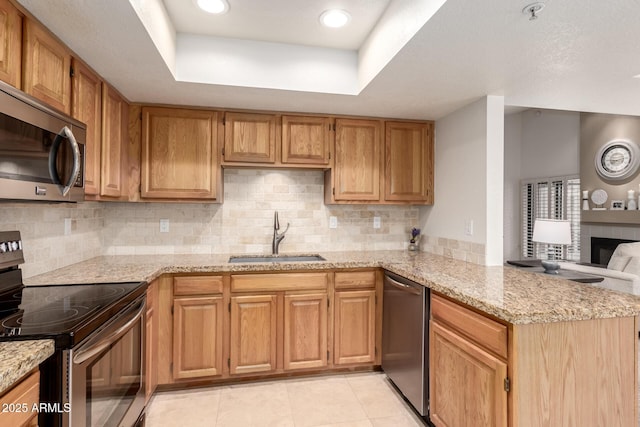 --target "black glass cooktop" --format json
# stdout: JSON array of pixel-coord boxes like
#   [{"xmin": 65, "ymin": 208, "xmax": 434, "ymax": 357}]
[{"xmin": 0, "ymin": 281, "xmax": 146, "ymax": 348}]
